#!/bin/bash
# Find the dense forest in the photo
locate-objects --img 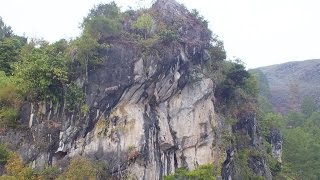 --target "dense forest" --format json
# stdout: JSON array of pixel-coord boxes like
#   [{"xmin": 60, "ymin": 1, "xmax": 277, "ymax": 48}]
[{"xmin": 0, "ymin": 1, "xmax": 318, "ymax": 179}]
